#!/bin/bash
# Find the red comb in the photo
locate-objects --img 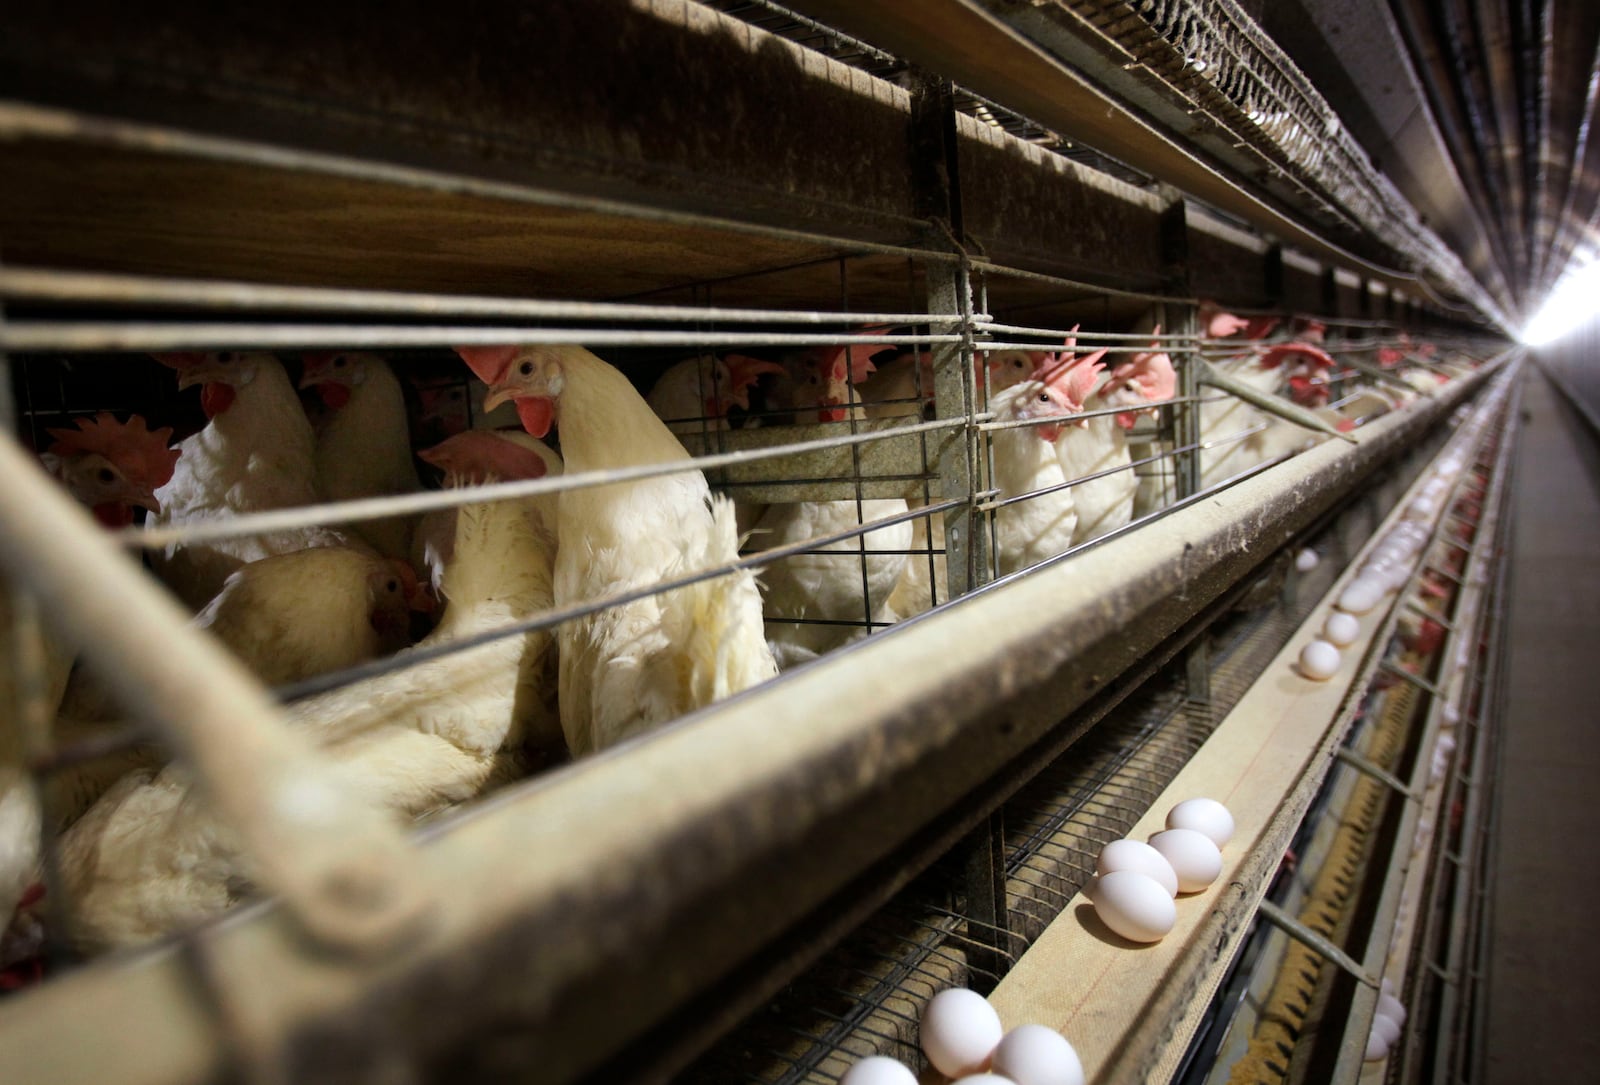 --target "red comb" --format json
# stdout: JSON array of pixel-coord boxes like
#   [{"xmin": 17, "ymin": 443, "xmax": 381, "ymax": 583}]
[
  {"xmin": 45, "ymin": 413, "xmax": 180, "ymax": 490},
  {"xmin": 818, "ymin": 327, "xmax": 893, "ymax": 384},
  {"xmin": 1259, "ymin": 342, "xmax": 1336, "ymax": 370},
  {"xmin": 454, "ymin": 345, "xmax": 521, "ymax": 385}
]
